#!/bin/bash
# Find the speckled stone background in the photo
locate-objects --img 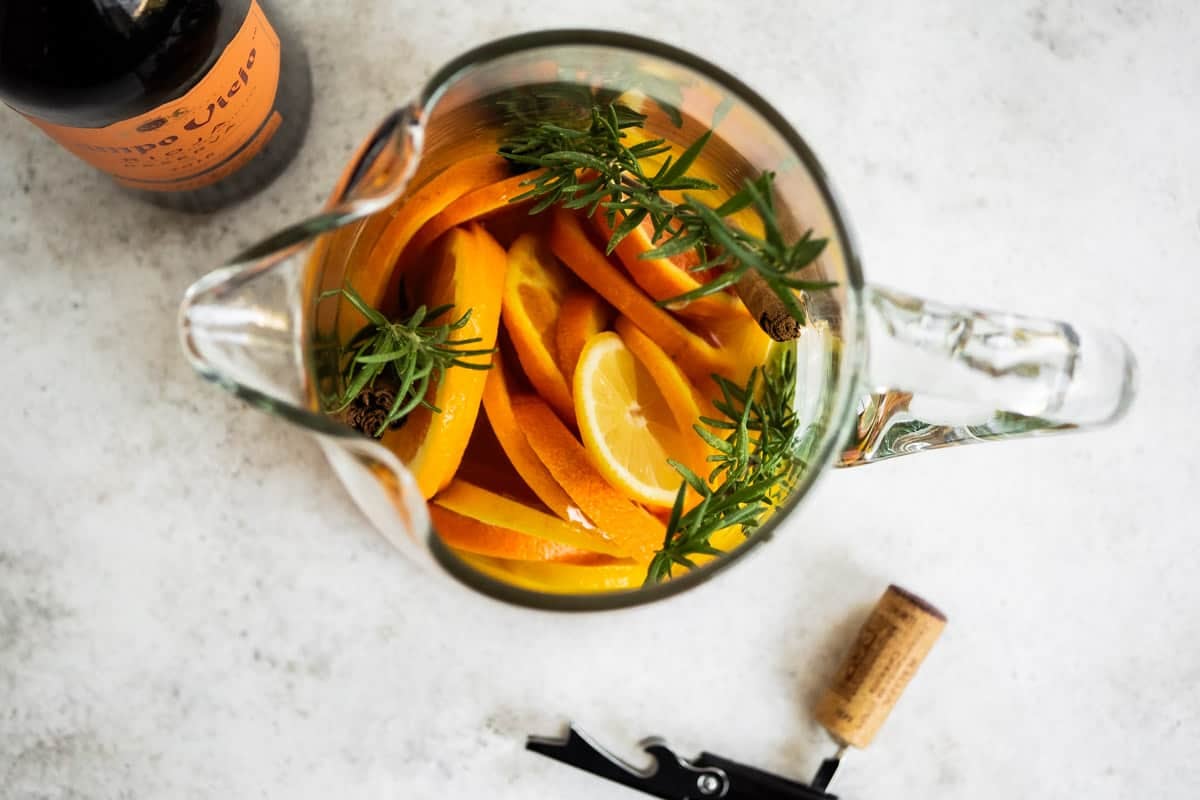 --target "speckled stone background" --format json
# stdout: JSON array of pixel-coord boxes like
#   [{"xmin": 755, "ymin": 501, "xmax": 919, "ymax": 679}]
[{"xmin": 2, "ymin": 1, "xmax": 1198, "ymax": 798}]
